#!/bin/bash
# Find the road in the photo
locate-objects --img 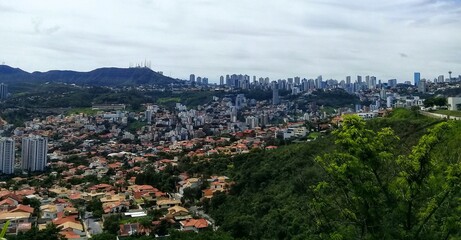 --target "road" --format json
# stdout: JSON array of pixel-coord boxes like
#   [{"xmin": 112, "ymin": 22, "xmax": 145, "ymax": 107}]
[{"xmin": 83, "ymin": 211, "xmax": 103, "ymax": 237}]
